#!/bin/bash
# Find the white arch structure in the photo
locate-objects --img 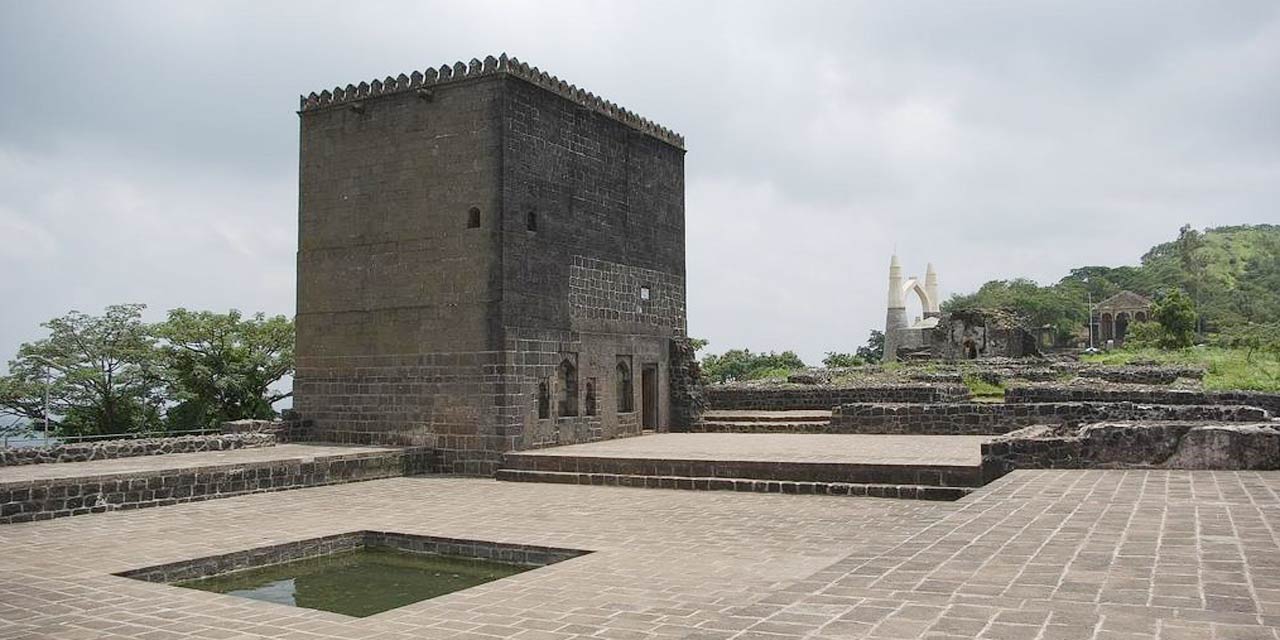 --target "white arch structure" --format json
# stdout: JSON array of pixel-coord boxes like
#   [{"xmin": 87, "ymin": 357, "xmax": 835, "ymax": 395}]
[
  {"xmin": 883, "ymin": 255, "xmax": 941, "ymax": 361},
  {"xmin": 886, "ymin": 255, "xmax": 940, "ymax": 315}
]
